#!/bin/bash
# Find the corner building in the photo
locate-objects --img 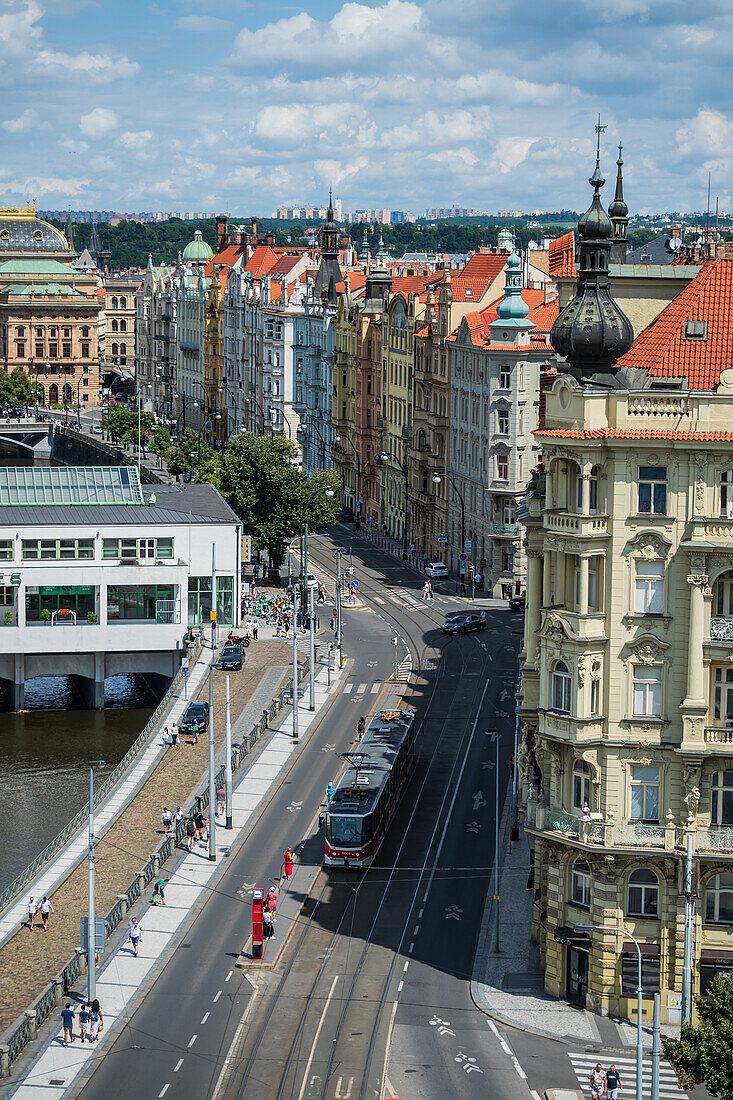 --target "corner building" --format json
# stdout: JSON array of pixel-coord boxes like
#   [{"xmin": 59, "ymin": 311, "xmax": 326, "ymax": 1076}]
[{"xmin": 519, "ymin": 151, "xmax": 733, "ymax": 1024}]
